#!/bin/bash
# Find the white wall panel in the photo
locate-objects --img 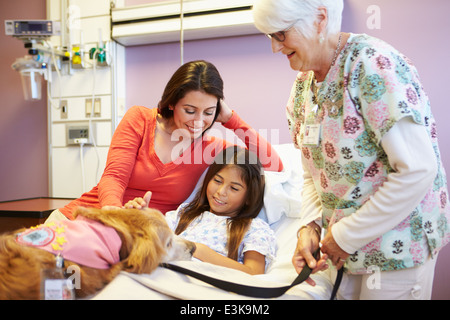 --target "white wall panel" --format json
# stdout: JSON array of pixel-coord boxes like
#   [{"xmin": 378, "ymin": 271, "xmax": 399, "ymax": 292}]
[
  {"xmin": 69, "ymin": 0, "xmax": 112, "ymax": 18},
  {"xmin": 47, "ymin": 0, "xmax": 119, "ymax": 197},
  {"xmin": 51, "ymin": 123, "xmax": 67, "ymax": 147},
  {"xmin": 94, "ymin": 121, "xmax": 112, "ymax": 146},
  {"xmin": 71, "ymin": 16, "xmax": 111, "ymax": 44},
  {"xmin": 50, "ymin": 67, "xmax": 111, "ymax": 97},
  {"xmin": 50, "ymin": 96, "xmax": 112, "ymax": 122},
  {"xmin": 51, "ymin": 146, "xmax": 109, "ymax": 197}
]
